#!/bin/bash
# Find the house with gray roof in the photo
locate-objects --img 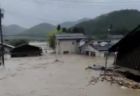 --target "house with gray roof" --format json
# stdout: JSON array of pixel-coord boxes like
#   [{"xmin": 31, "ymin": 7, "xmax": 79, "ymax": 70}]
[
  {"xmin": 55, "ymin": 33, "xmax": 86, "ymax": 54},
  {"xmin": 79, "ymin": 40, "xmax": 113, "ymax": 57},
  {"xmin": 107, "ymin": 35, "xmax": 124, "ymax": 44}
]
